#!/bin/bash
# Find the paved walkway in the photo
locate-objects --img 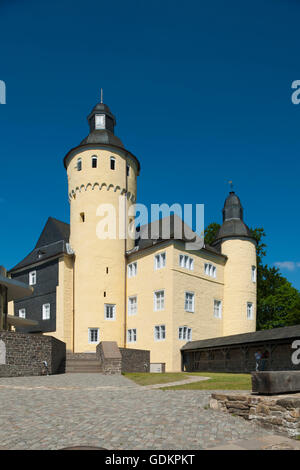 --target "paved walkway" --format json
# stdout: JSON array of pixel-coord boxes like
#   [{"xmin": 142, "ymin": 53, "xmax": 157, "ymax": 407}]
[{"xmin": 0, "ymin": 373, "xmax": 299, "ymax": 450}]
